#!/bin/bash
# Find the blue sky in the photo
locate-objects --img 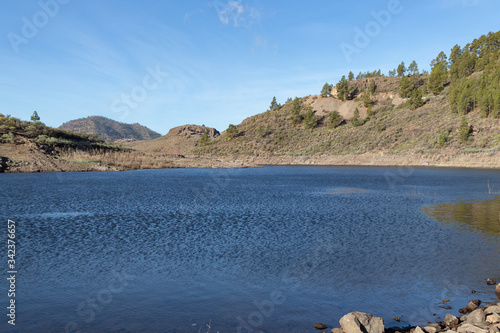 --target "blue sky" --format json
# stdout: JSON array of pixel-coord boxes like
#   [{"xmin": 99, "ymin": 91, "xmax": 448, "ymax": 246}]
[{"xmin": 1, "ymin": 0, "xmax": 499, "ymax": 134}]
